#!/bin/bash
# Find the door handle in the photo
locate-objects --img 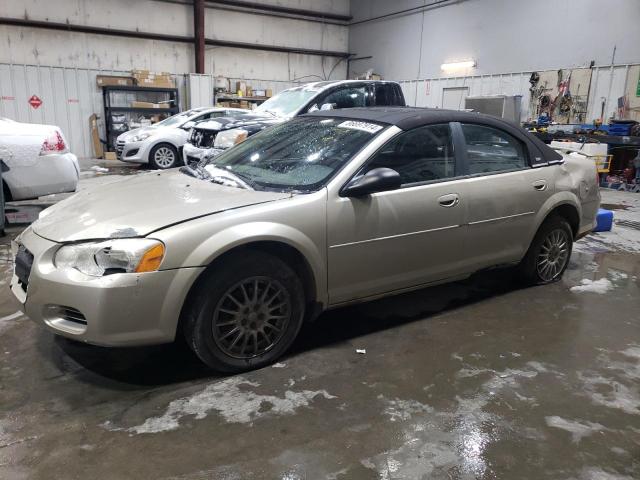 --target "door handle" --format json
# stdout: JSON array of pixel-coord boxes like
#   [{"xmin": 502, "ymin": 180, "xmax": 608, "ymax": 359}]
[
  {"xmin": 532, "ymin": 180, "xmax": 547, "ymax": 191},
  {"xmin": 438, "ymin": 193, "xmax": 459, "ymax": 207}
]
